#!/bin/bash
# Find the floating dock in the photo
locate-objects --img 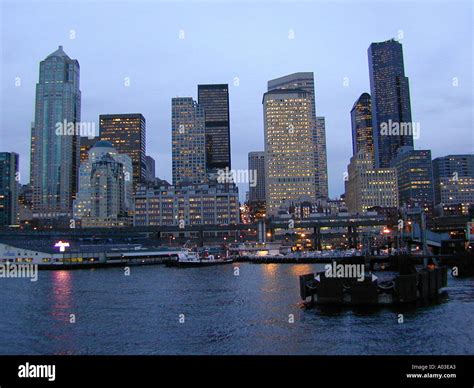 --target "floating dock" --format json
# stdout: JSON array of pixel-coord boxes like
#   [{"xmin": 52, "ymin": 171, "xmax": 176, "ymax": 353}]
[{"xmin": 299, "ymin": 261, "xmax": 449, "ymax": 306}]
